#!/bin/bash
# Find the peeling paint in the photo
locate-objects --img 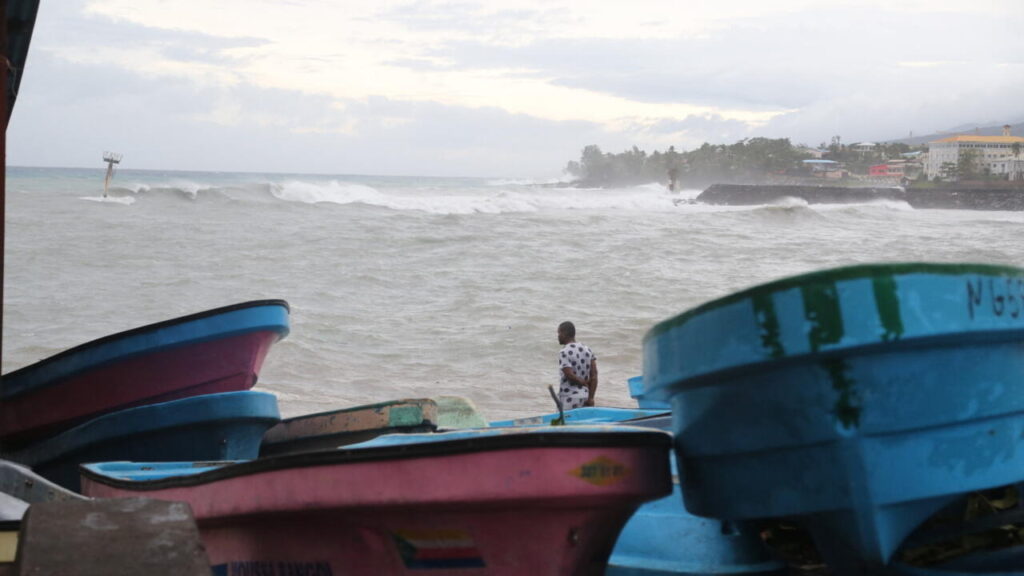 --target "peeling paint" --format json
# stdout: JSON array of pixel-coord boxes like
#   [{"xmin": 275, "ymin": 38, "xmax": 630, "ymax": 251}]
[
  {"xmin": 872, "ymin": 275, "xmax": 904, "ymax": 342},
  {"xmin": 824, "ymin": 358, "xmax": 860, "ymax": 429},
  {"xmin": 802, "ymin": 282, "xmax": 843, "ymax": 352},
  {"xmin": 752, "ymin": 293, "xmax": 784, "ymax": 358}
]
